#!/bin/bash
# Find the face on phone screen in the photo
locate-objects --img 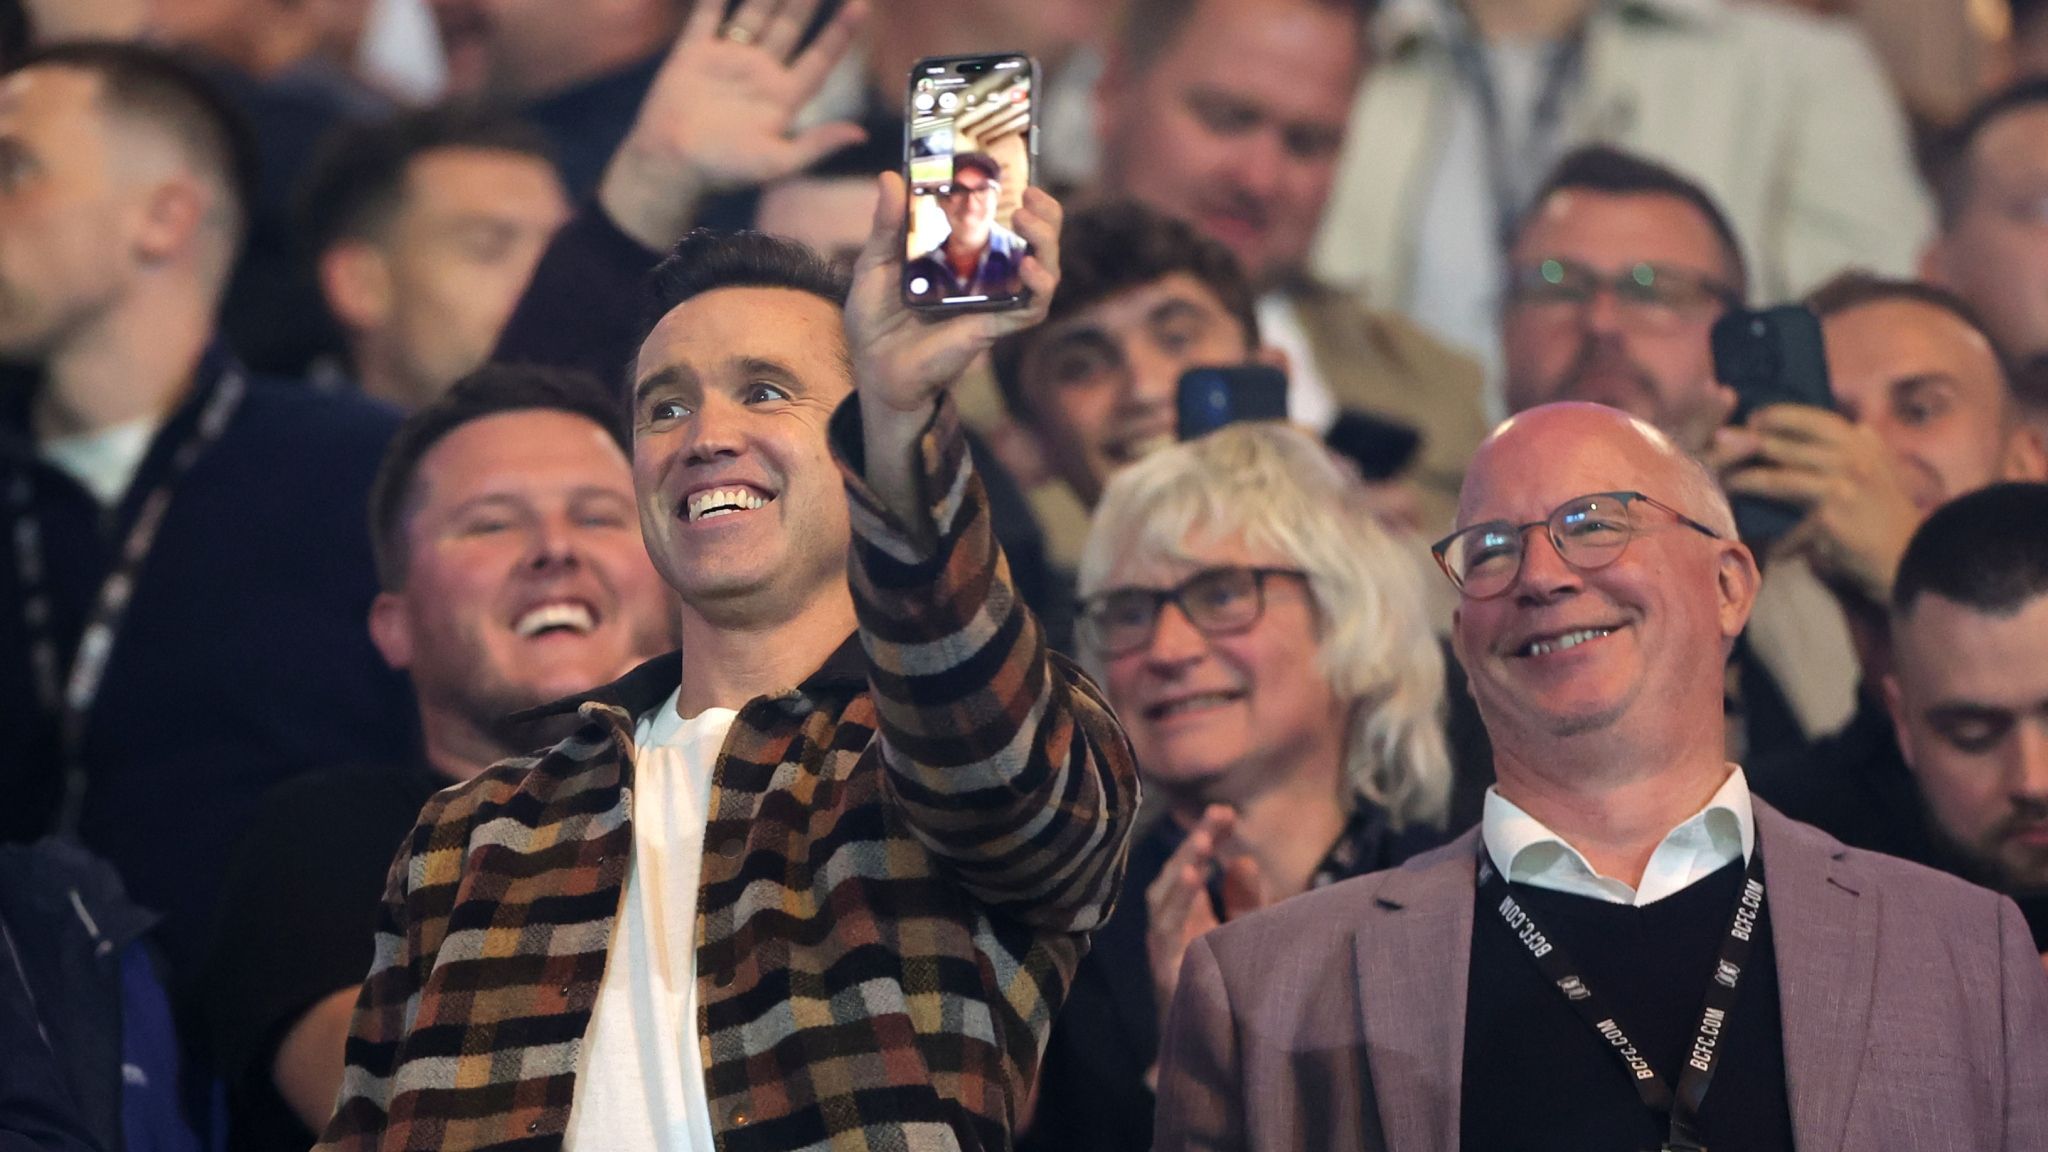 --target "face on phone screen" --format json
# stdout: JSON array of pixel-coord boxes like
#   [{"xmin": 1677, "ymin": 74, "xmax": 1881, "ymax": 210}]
[{"xmin": 904, "ymin": 54, "xmax": 1035, "ymax": 310}]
